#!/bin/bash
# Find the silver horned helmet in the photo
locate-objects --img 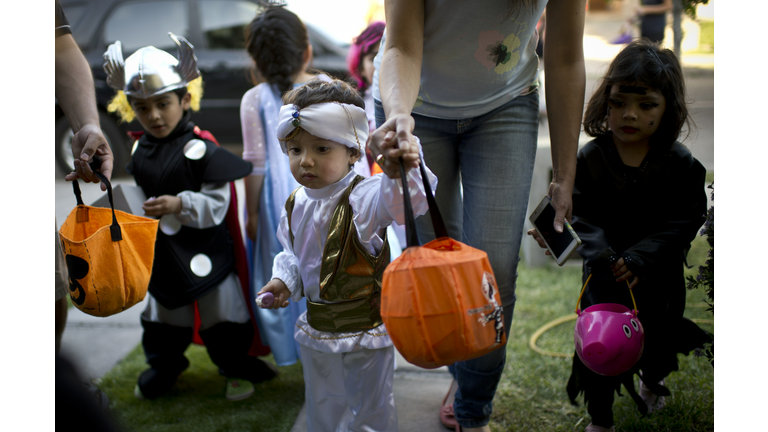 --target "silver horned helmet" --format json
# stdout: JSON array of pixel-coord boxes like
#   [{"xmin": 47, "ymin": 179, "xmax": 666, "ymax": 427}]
[{"xmin": 103, "ymin": 32, "xmax": 200, "ymax": 99}]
